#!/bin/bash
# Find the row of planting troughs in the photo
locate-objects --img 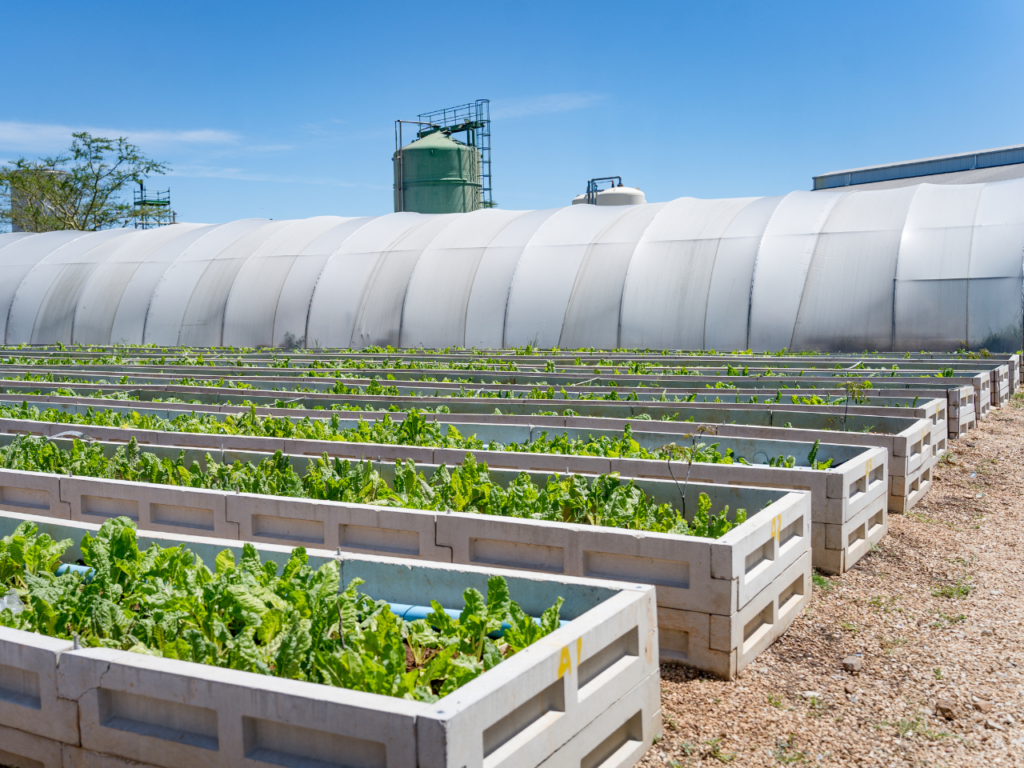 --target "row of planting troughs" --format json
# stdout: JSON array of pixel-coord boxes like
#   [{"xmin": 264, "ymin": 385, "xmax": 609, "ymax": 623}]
[{"xmin": 0, "ymin": 345, "xmax": 1016, "ymax": 768}]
